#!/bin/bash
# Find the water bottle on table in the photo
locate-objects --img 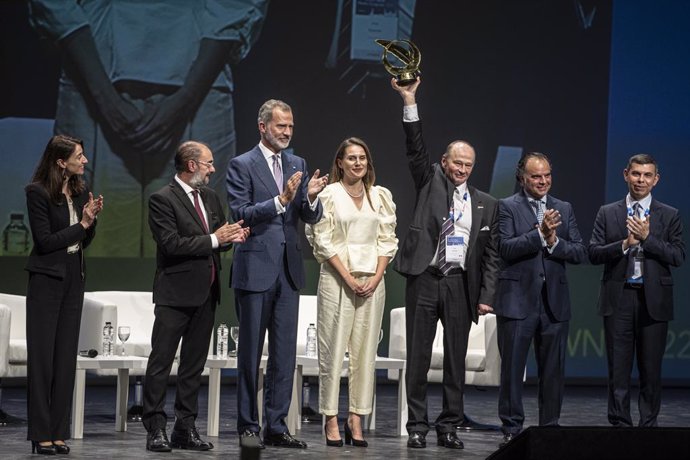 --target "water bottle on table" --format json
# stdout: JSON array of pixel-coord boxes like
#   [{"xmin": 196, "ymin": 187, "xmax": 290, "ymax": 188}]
[
  {"xmin": 306, "ymin": 323, "xmax": 317, "ymax": 358},
  {"xmin": 102, "ymin": 321, "xmax": 114, "ymax": 357},
  {"xmin": 217, "ymin": 322, "xmax": 229, "ymax": 358}
]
